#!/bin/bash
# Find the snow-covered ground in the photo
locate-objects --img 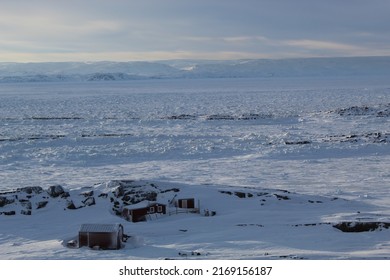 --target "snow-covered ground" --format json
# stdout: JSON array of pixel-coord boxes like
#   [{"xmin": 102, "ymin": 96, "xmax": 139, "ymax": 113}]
[{"xmin": 1, "ymin": 76, "xmax": 390, "ymax": 259}]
